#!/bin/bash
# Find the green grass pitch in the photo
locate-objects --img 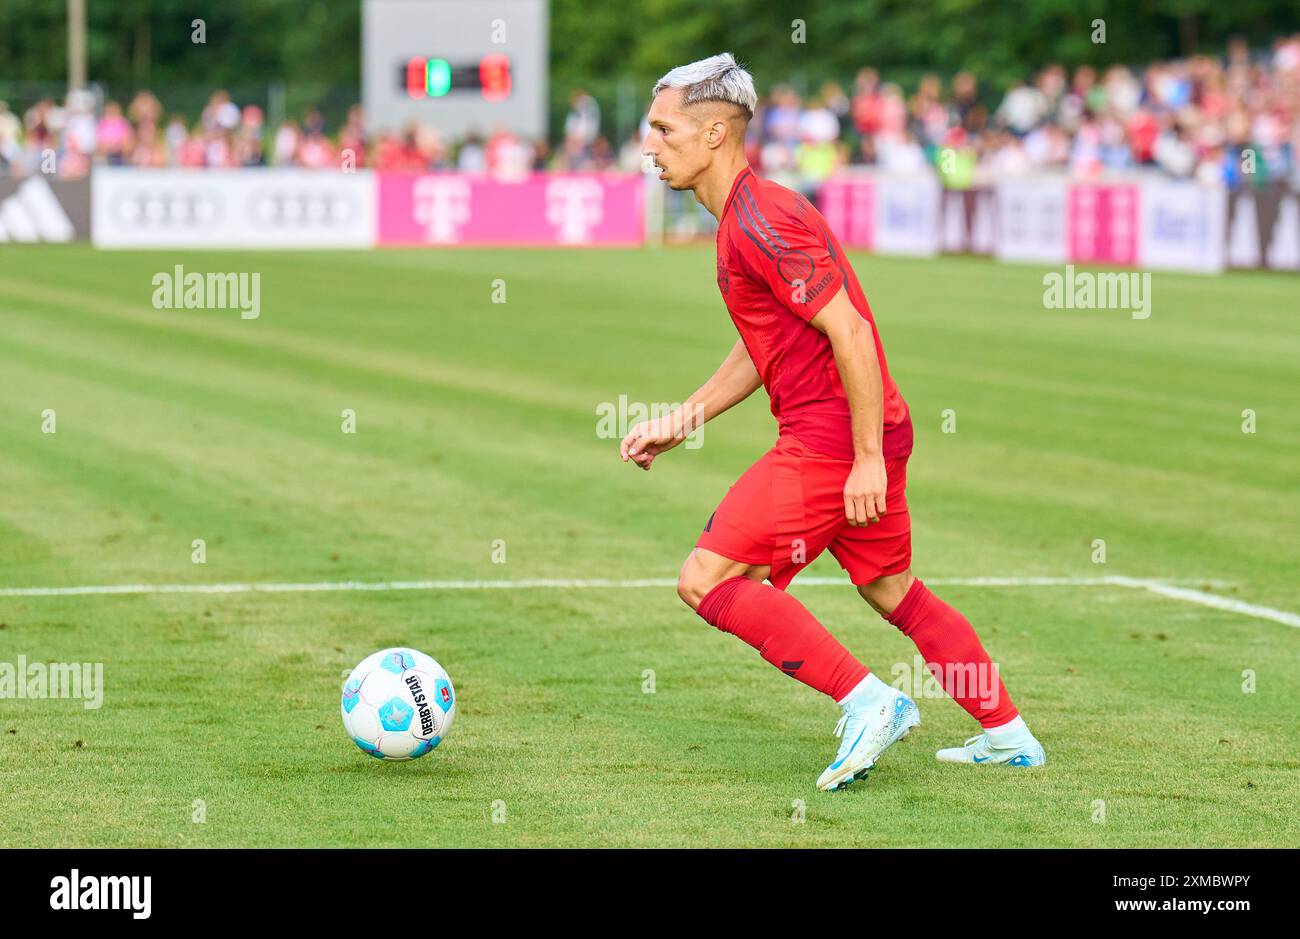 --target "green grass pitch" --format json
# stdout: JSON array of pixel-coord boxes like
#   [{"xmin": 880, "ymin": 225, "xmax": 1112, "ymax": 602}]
[{"xmin": 0, "ymin": 243, "xmax": 1296, "ymax": 847}]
